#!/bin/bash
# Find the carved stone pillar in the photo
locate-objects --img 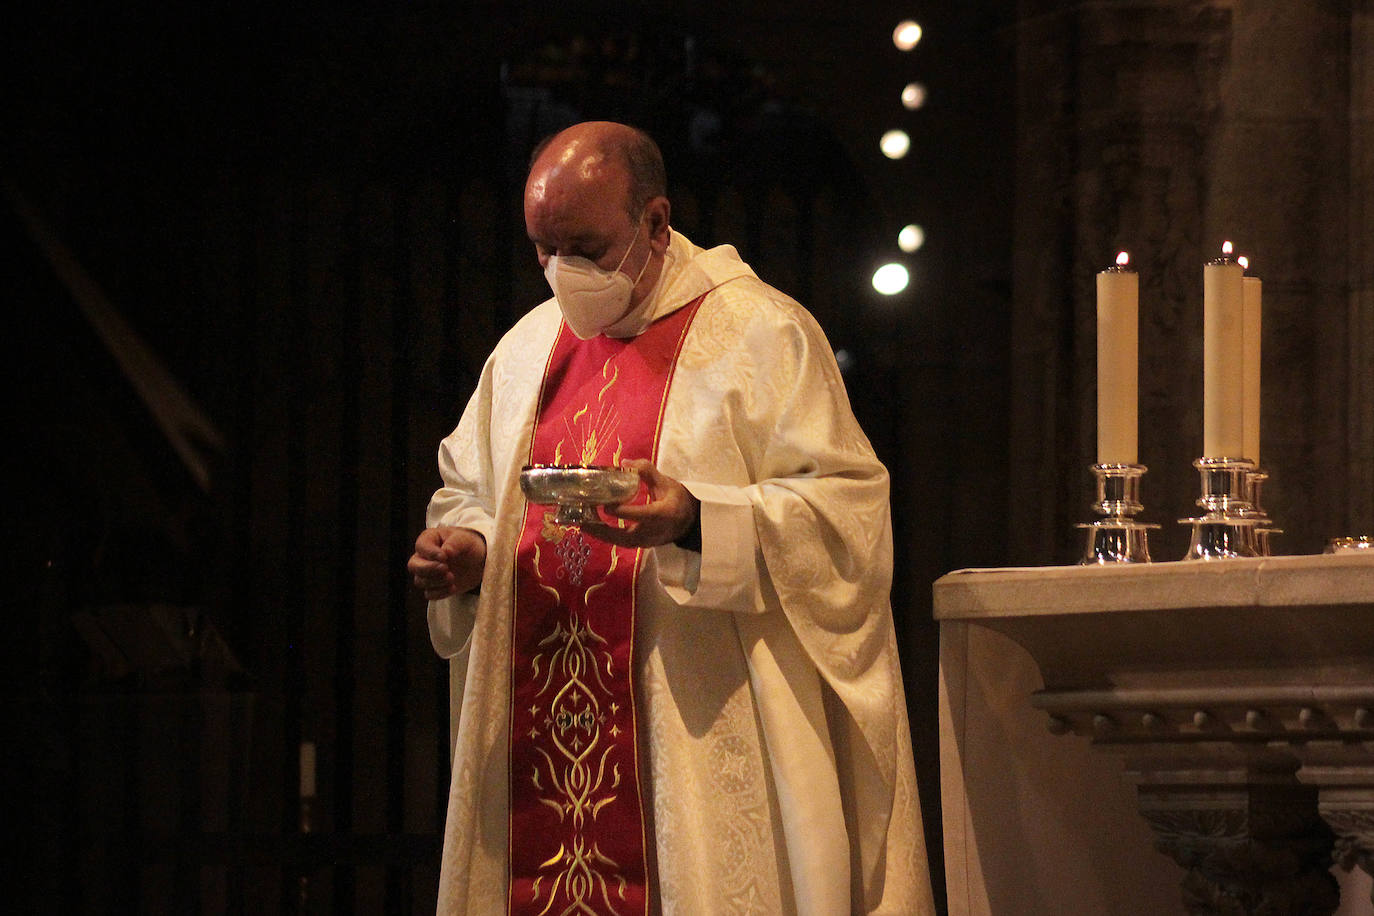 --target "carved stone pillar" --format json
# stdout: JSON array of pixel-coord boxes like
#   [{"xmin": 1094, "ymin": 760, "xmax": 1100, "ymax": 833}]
[
  {"xmin": 1309, "ymin": 771, "xmax": 1374, "ymax": 906},
  {"xmin": 1137, "ymin": 777, "xmax": 1338, "ymax": 915}
]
